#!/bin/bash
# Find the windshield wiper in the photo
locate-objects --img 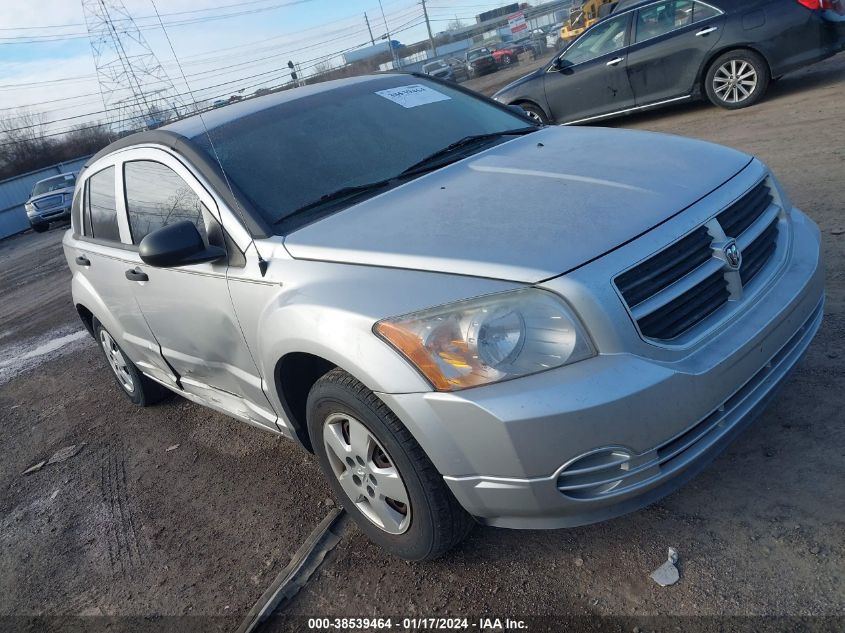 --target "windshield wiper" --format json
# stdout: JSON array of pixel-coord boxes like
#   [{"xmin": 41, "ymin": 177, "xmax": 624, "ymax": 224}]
[
  {"xmin": 281, "ymin": 179, "xmax": 394, "ymax": 221},
  {"xmin": 399, "ymin": 127, "xmax": 538, "ymax": 177}
]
